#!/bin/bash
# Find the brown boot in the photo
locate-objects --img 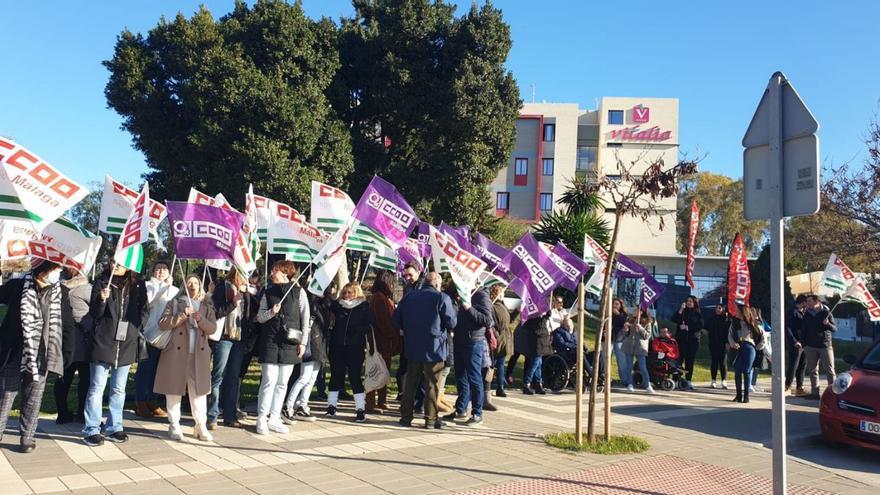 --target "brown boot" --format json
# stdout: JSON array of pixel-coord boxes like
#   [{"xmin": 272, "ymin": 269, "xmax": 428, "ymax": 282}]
[
  {"xmin": 148, "ymin": 401, "xmax": 168, "ymax": 418},
  {"xmin": 365, "ymin": 392, "xmax": 382, "ymax": 414},
  {"xmin": 135, "ymin": 401, "xmax": 154, "ymax": 418},
  {"xmin": 377, "ymin": 387, "xmax": 389, "ymax": 410}
]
